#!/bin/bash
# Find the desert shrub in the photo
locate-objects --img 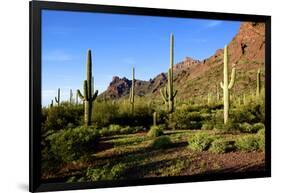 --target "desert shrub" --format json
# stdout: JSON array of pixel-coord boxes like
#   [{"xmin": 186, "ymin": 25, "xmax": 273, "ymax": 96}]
[
  {"xmin": 239, "ymin": 122, "xmax": 254, "ymax": 133},
  {"xmin": 147, "ymin": 126, "xmax": 163, "ymax": 138},
  {"xmin": 214, "ymin": 120, "xmax": 240, "ymax": 133},
  {"xmin": 113, "ymin": 99, "xmax": 154, "ymax": 127},
  {"xmin": 239, "ymin": 122, "xmax": 264, "ymax": 133},
  {"xmin": 235, "ymin": 135, "xmax": 260, "ymax": 151},
  {"xmin": 99, "ymin": 125, "xmax": 144, "ymax": 136},
  {"xmin": 188, "ymin": 133, "xmax": 216, "ymax": 151},
  {"xmin": 151, "ymin": 136, "xmax": 172, "ymax": 149},
  {"xmin": 47, "ymin": 126, "xmax": 99, "ymax": 163},
  {"xmin": 209, "ymin": 139, "xmax": 236, "ymax": 154},
  {"xmin": 174, "ymin": 109, "xmax": 203, "ymax": 129},
  {"xmin": 231, "ymin": 101, "xmax": 264, "ymax": 124},
  {"xmin": 42, "ymin": 105, "xmax": 84, "ymax": 131},
  {"xmin": 92, "ymin": 101, "xmax": 119, "ymax": 127},
  {"xmin": 257, "ymin": 128, "xmax": 265, "ymax": 136},
  {"xmin": 201, "ymin": 122, "xmax": 215, "ymax": 130},
  {"xmin": 253, "ymin": 123, "xmax": 265, "ymax": 132},
  {"xmin": 257, "ymin": 128, "xmax": 265, "ymax": 151},
  {"xmin": 86, "ymin": 163, "xmax": 127, "ymax": 181}
]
